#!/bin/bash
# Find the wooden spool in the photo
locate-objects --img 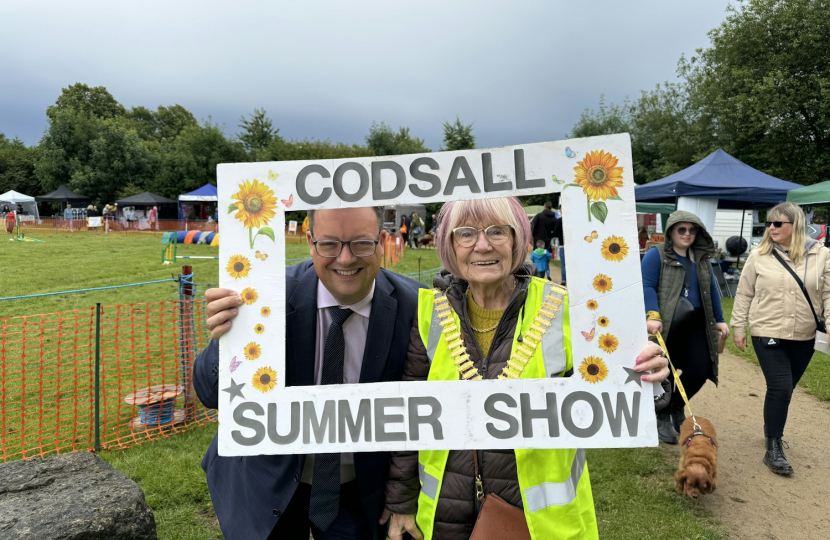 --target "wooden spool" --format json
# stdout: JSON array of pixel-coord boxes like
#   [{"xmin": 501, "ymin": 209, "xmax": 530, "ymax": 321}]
[{"xmin": 124, "ymin": 384, "xmax": 186, "ymax": 431}]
